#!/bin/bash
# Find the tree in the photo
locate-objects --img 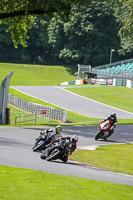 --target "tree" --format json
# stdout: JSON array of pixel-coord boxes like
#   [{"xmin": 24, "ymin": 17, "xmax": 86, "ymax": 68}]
[
  {"xmin": 118, "ymin": 0, "xmax": 133, "ymax": 54},
  {"xmin": 0, "ymin": 0, "xmax": 132, "ymax": 57},
  {"xmin": 48, "ymin": 2, "xmax": 120, "ymax": 66},
  {"xmin": 0, "ymin": 24, "xmax": 22, "ymax": 63},
  {"xmin": 0, "ymin": 0, "xmax": 90, "ymax": 47},
  {"xmin": 109, "ymin": 0, "xmax": 133, "ymax": 54}
]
